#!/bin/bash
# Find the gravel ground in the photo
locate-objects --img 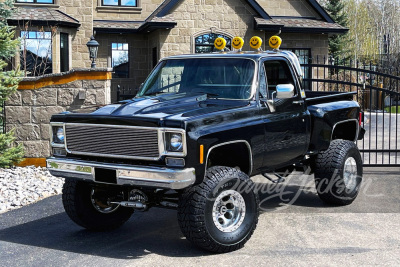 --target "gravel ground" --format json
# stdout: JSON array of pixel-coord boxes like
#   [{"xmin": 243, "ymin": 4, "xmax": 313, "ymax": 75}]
[{"xmin": 0, "ymin": 166, "xmax": 64, "ymax": 214}]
